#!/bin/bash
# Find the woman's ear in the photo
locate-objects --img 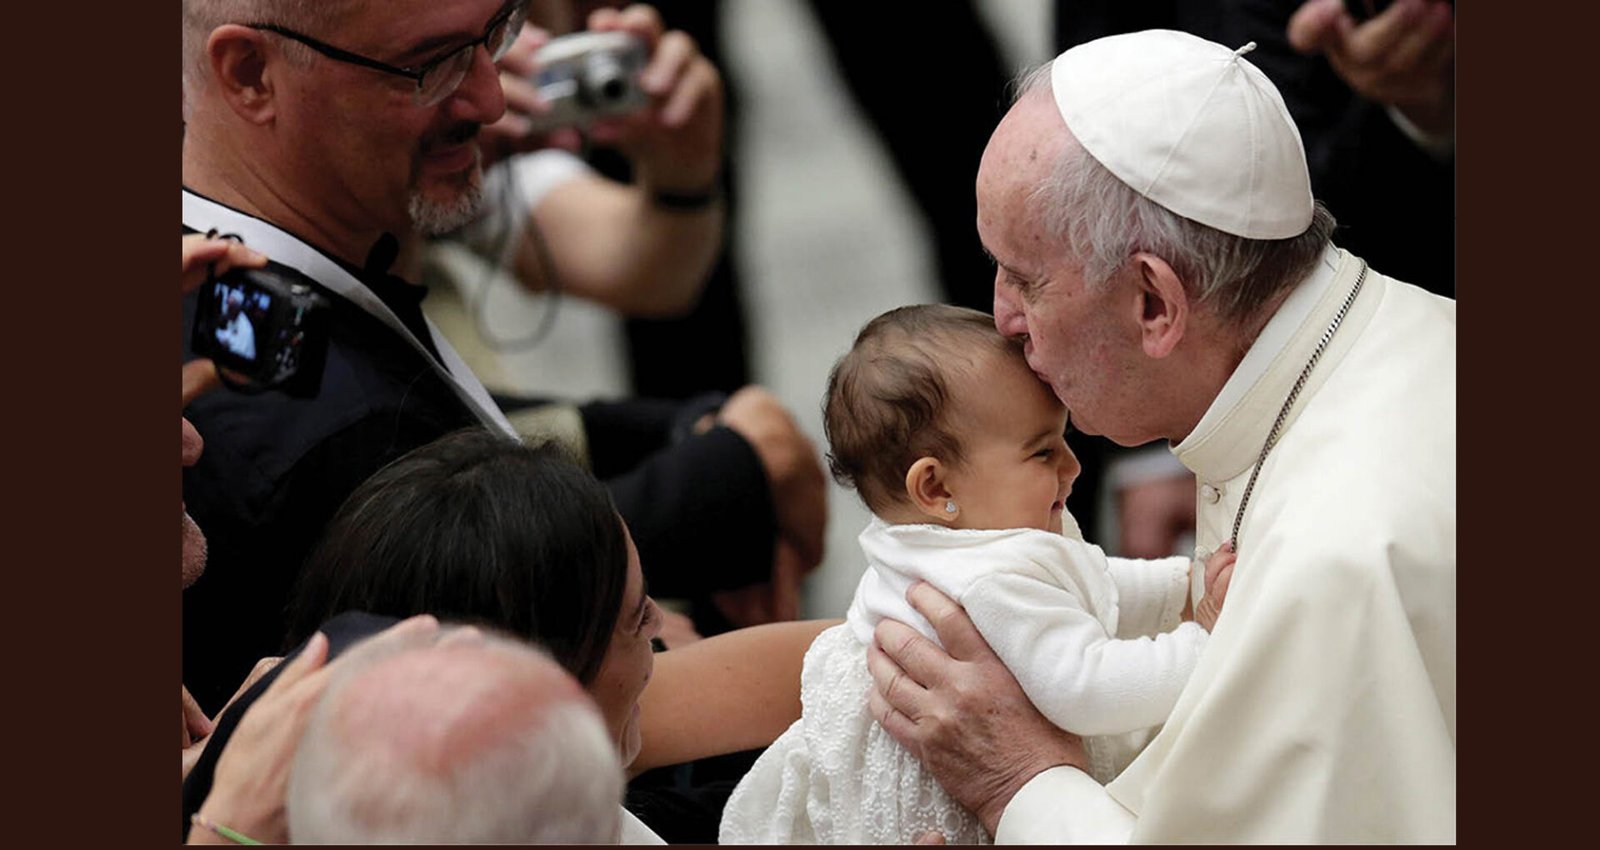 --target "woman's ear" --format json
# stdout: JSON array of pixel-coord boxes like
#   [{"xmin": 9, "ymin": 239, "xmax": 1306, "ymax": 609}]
[
  {"xmin": 1129, "ymin": 252, "xmax": 1189, "ymax": 359},
  {"xmin": 207, "ymin": 25, "xmax": 279, "ymax": 124},
  {"xmin": 904, "ymin": 457, "xmax": 958, "ymax": 523}
]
